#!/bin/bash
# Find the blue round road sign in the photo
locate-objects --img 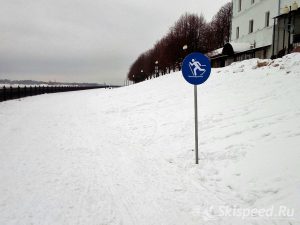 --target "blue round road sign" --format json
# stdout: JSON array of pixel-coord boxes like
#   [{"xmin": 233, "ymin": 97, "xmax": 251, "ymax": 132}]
[{"xmin": 182, "ymin": 52, "xmax": 211, "ymax": 85}]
